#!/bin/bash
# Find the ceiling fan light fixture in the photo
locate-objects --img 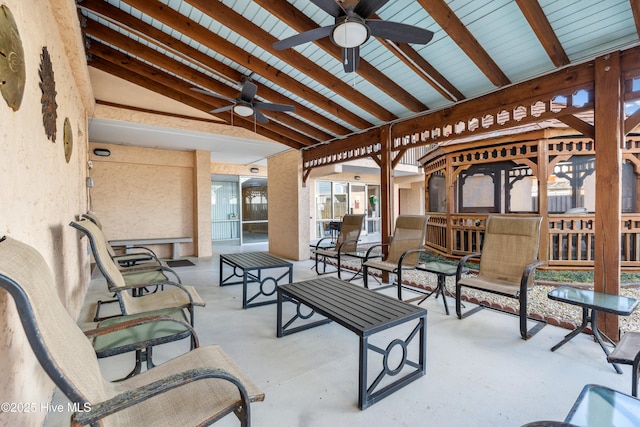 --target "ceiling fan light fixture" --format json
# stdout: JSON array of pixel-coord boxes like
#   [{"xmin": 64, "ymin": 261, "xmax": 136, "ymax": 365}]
[
  {"xmin": 233, "ymin": 104, "xmax": 254, "ymax": 117},
  {"xmin": 332, "ymin": 19, "xmax": 369, "ymax": 48}
]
